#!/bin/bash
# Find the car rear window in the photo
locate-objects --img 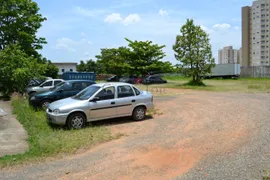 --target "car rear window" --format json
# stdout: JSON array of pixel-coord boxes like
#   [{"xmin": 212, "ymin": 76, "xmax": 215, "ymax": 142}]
[
  {"xmin": 117, "ymin": 85, "xmax": 135, "ymax": 98},
  {"xmin": 132, "ymin": 86, "xmax": 141, "ymax": 96}
]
